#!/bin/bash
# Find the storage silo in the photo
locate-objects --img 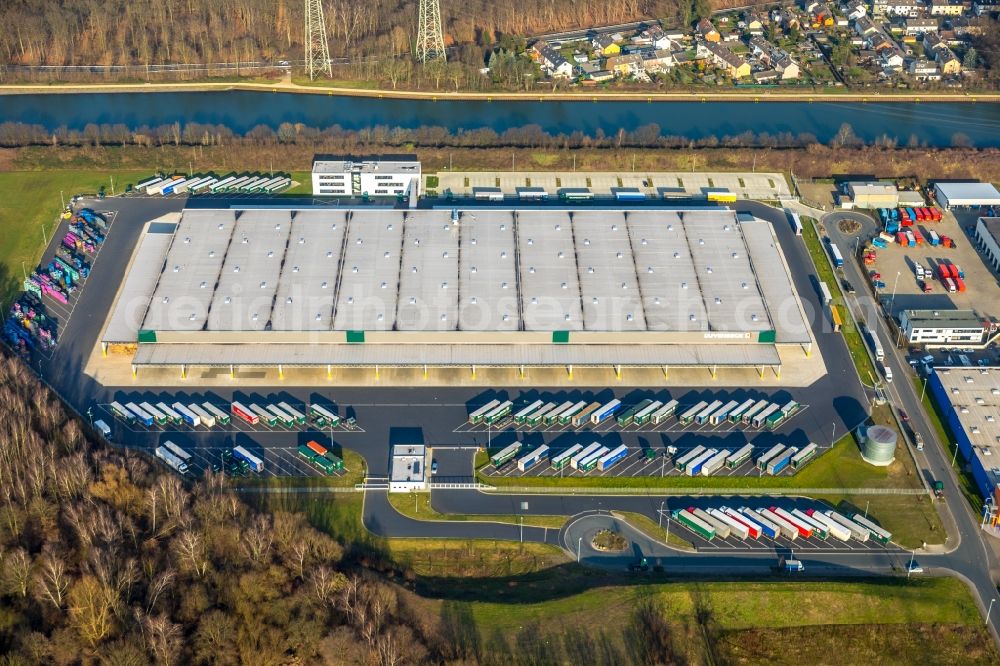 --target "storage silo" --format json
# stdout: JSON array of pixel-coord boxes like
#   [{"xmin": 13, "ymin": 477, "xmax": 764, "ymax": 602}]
[{"xmin": 861, "ymin": 425, "xmax": 897, "ymax": 466}]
